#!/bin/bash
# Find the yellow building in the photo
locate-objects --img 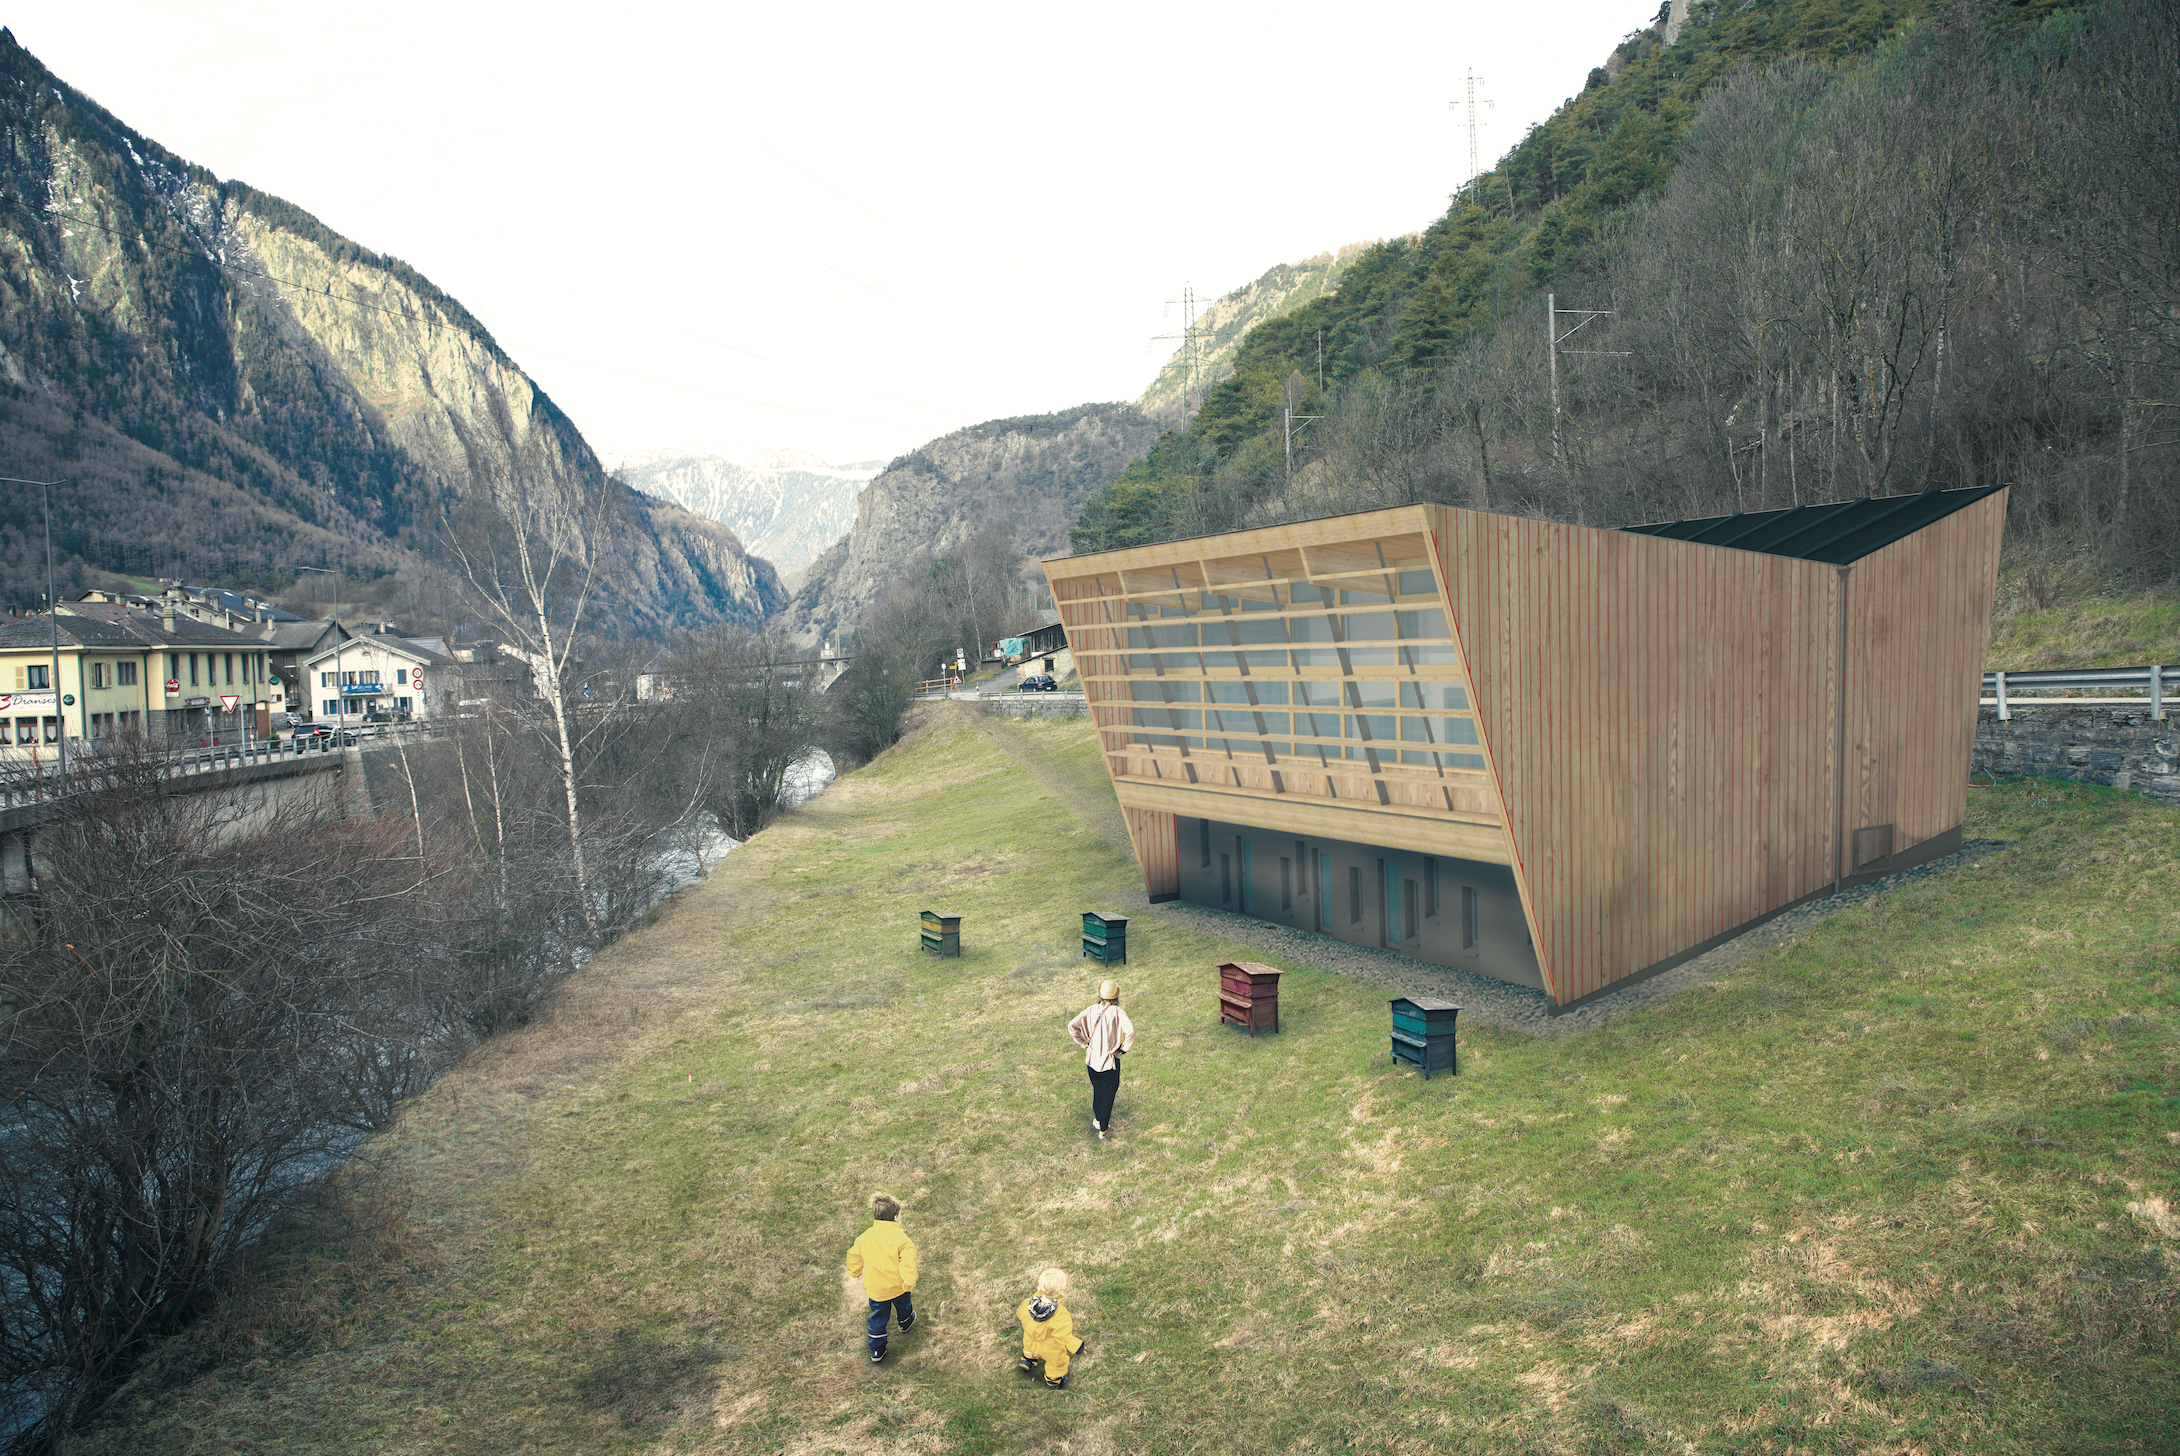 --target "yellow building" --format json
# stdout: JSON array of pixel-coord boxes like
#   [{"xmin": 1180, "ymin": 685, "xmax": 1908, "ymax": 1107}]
[{"xmin": 0, "ymin": 612, "xmax": 278, "ymax": 760}]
